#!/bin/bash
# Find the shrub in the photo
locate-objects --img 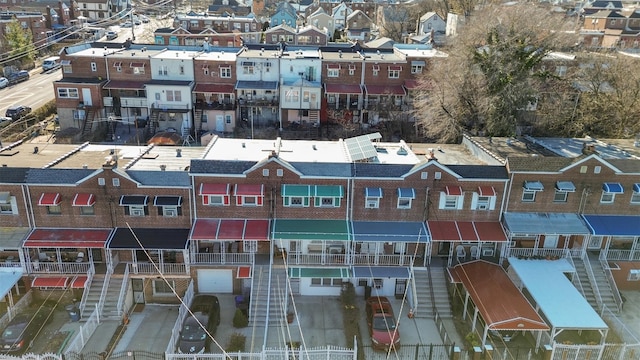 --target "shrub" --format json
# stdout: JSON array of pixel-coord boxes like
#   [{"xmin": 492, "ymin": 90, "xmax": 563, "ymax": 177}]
[
  {"xmin": 226, "ymin": 332, "xmax": 246, "ymax": 352},
  {"xmin": 233, "ymin": 308, "xmax": 248, "ymax": 328},
  {"xmin": 465, "ymin": 332, "xmax": 481, "ymax": 348}
]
